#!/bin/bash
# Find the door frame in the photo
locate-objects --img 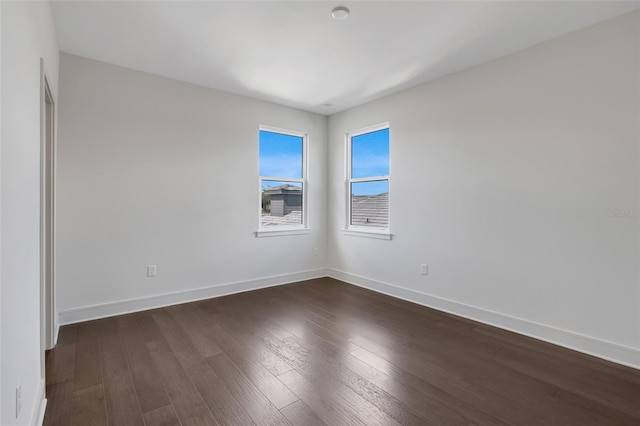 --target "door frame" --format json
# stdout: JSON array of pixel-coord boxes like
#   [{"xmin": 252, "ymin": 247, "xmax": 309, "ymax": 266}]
[{"xmin": 40, "ymin": 59, "xmax": 56, "ymax": 363}]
